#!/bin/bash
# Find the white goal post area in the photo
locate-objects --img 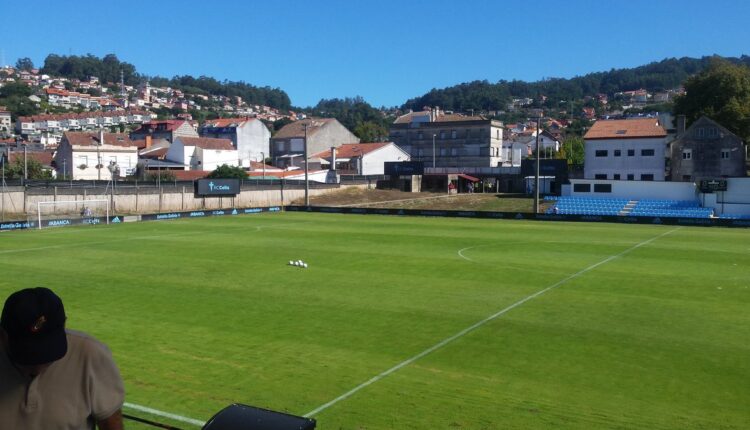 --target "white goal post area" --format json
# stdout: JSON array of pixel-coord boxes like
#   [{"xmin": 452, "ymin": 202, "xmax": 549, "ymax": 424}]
[{"xmin": 36, "ymin": 199, "xmax": 110, "ymax": 229}]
